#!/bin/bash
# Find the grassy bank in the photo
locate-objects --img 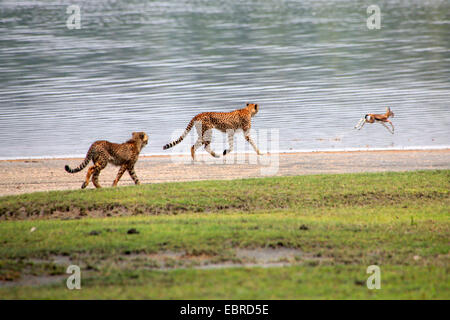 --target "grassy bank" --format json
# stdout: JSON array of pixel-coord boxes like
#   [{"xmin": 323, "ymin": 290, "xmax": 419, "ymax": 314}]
[
  {"xmin": 1, "ymin": 170, "xmax": 448, "ymax": 219},
  {"xmin": 0, "ymin": 170, "xmax": 448, "ymax": 299}
]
